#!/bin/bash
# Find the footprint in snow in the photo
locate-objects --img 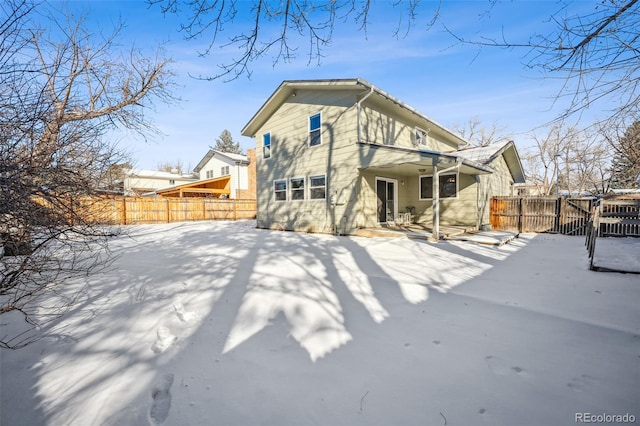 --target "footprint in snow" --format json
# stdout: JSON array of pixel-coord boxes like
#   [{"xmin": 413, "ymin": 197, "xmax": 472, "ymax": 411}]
[
  {"xmin": 151, "ymin": 327, "xmax": 177, "ymax": 354},
  {"xmin": 567, "ymin": 374, "xmax": 597, "ymax": 392},
  {"xmin": 173, "ymin": 302, "xmax": 197, "ymax": 322},
  {"xmin": 148, "ymin": 374, "xmax": 174, "ymax": 425},
  {"xmin": 485, "ymin": 355, "xmax": 526, "ymax": 376}
]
